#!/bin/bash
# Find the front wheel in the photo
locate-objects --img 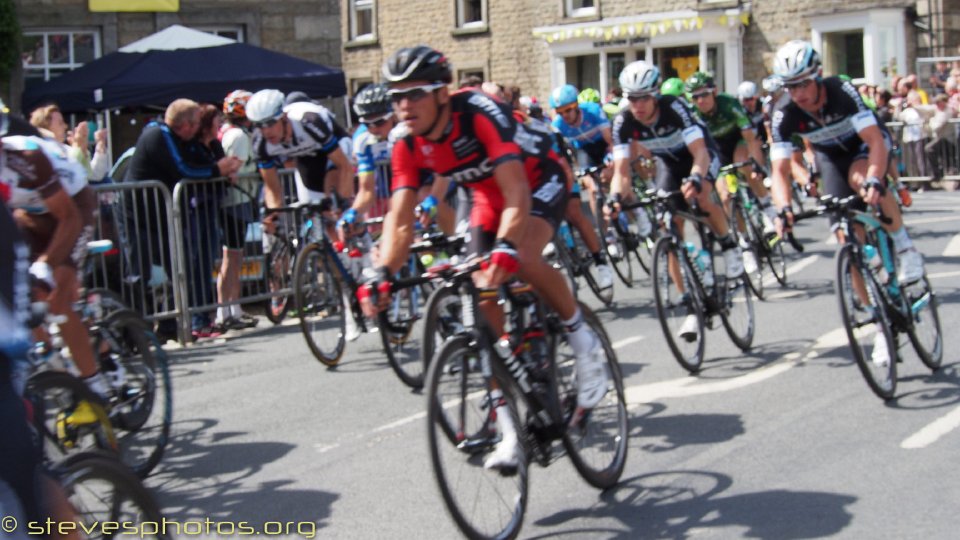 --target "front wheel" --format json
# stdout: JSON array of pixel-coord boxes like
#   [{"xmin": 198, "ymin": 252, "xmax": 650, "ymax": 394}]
[
  {"xmin": 293, "ymin": 242, "xmax": 346, "ymax": 366},
  {"xmin": 425, "ymin": 336, "xmax": 528, "ymax": 540},
  {"xmin": 718, "ymin": 274, "xmax": 755, "ymax": 352},
  {"xmin": 263, "ymin": 239, "xmax": 294, "ymax": 324},
  {"xmin": 378, "ymin": 284, "xmax": 425, "ymax": 389},
  {"xmin": 557, "ymin": 304, "xmax": 628, "ymax": 489},
  {"xmin": 652, "ymin": 237, "xmax": 706, "ymax": 374},
  {"xmin": 836, "ymin": 244, "xmax": 897, "ymax": 400},
  {"xmin": 904, "ymin": 277, "xmax": 943, "ymax": 371},
  {"xmin": 732, "ymin": 203, "xmax": 764, "ymax": 300}
]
